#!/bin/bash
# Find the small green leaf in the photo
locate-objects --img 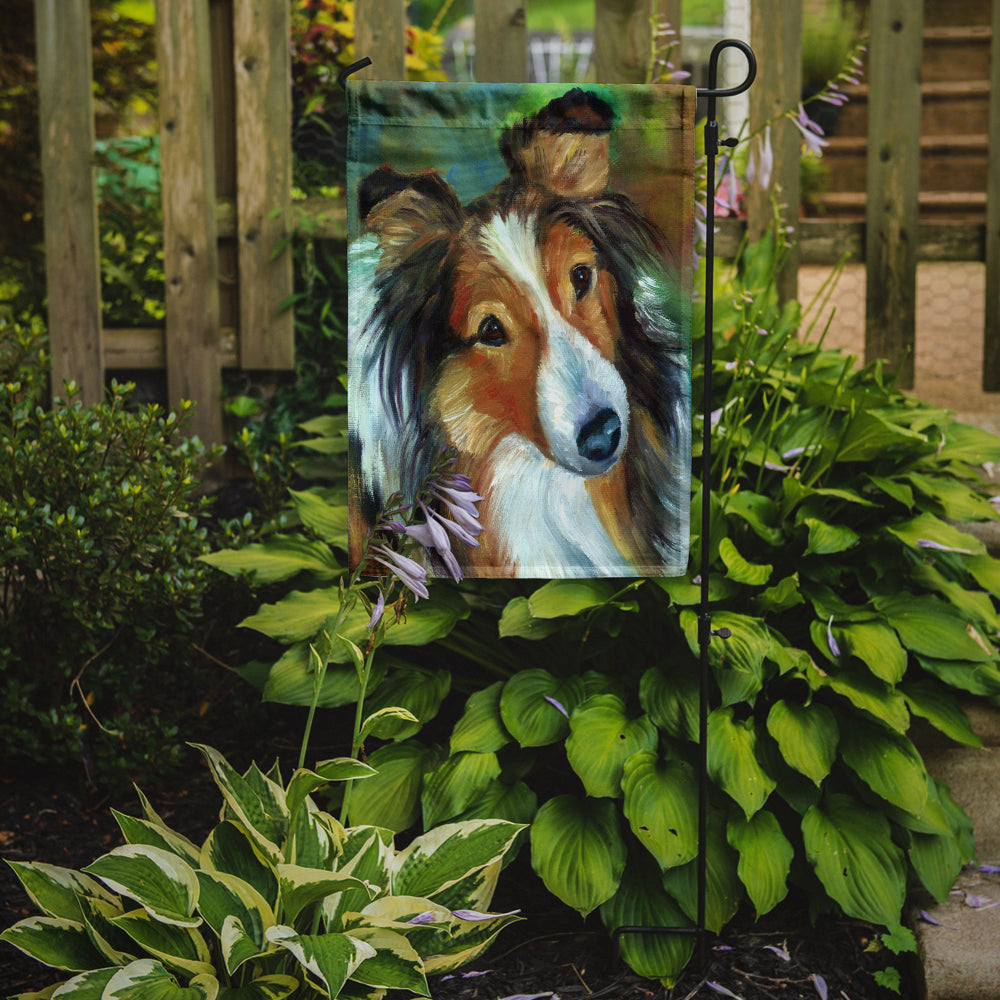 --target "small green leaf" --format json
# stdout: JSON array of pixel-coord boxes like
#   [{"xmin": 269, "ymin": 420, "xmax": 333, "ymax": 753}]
[
  {"xmin": 639, "ymin": 663, "xmax": 699, "ymax": 742},
  {"xmin": 450, "ymin": 682, "xmax": 511, "ymax": 754},
  {"xmin": 727, "ymin": 811, "xmax": 793, "ymax": 917},
  {"xmin": 719, "ymin": 537, "xmax": 773, "ymax": 585},
  {"xmin": 288, "ymin": 489, "xmax": 349, "ymax": 544},
  {"xmin": 527, "ymin": 579, "xmax": 618, "ymax": 618},
  {"xmin": 707, "ymin": 708, "xmax": 776, "ymax": 818},
  {"xmin": 803, "ymin": 517, "xmax": 859, "ymax": 556},
  {"xmin": 497, "ymin": 597, "xmax": 563, "ymax": 639},
  {"xmin": 200, "ymin": 536, "xmax": 342, "ymax": 584},
  {"xmin": 530, "ymin": 795, "xmax": 626, "ymax": 917},
  {"xmin": 359, "ymin": 706, "xmax": 421, "ymax": 742},
  {"xmin": 765, "ymin": 700, "xmax": 838, "ymax": 786}
]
